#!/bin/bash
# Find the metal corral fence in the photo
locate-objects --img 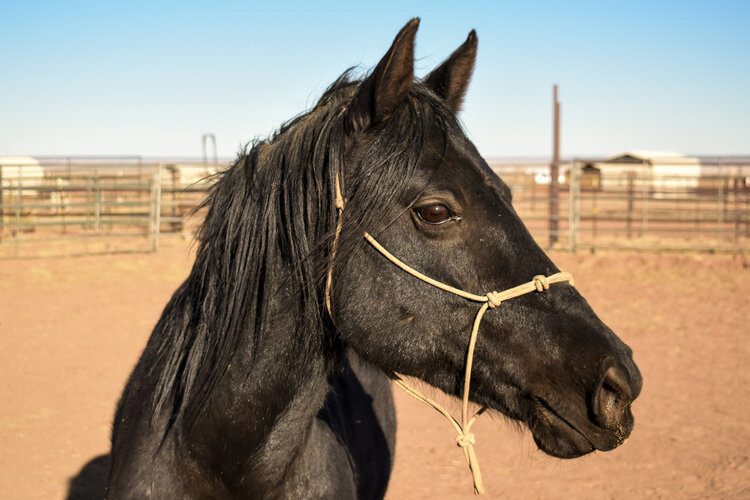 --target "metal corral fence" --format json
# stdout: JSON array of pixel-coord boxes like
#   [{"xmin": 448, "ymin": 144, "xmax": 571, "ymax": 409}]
[
  {"xmin": 492, "ymin": 157, "xmax": 750, "ymax": 252},
  {"xmin": 1, "ymin": 157, "xmax": 749, "ymax": 258},
  {"xmin": 0, "ymin": 159, "xmax": 219, "ymax": 258}
]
